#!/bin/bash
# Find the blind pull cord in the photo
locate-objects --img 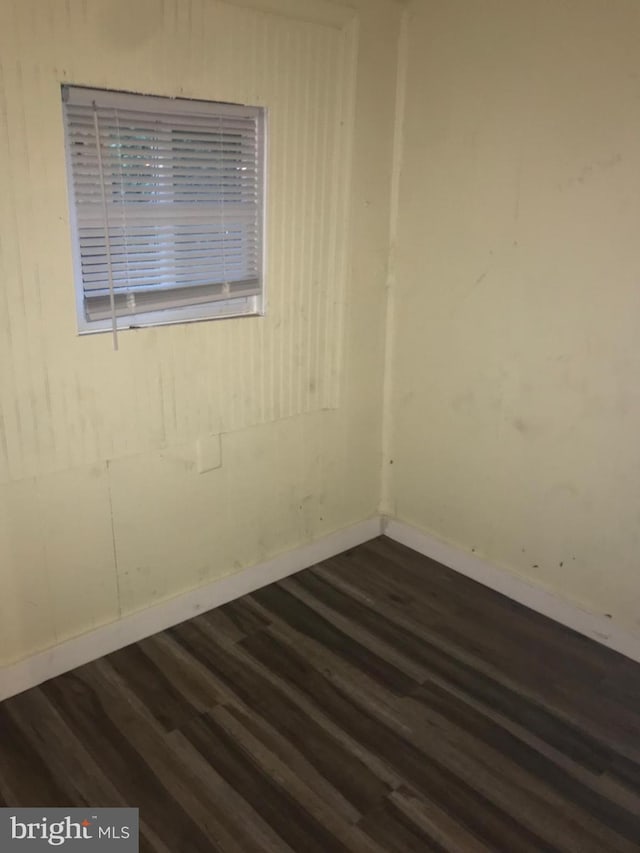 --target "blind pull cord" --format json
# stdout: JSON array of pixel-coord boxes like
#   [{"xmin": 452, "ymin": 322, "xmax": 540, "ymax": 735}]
[
  {"xmin": 92, "ymin": 102, "xmax": 119, "ymax": 351},
  {"xmin": 221, "ymin": 115, "xmax": 228, "ymax": 294}
]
